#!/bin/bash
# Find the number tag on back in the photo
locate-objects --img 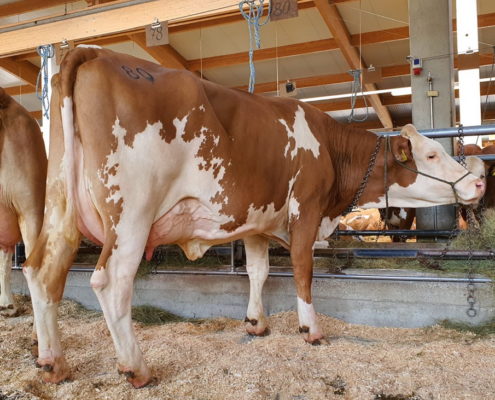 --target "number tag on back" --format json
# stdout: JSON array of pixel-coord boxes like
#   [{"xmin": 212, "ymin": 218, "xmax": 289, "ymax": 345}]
[
  {"xmin": 145, "ymin": 21, "xmax": 169, "ymax": 47},
  {"xmin": 270, "ymin": 0, "xmax": 298, "ymax": 21}
]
